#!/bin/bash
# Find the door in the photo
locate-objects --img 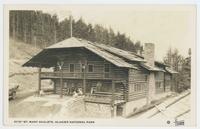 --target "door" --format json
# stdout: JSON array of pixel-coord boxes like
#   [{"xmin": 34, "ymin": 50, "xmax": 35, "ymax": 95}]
[{"xmin": 116, "ymin": 105, "xmax": 123, "ymax": 116}]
